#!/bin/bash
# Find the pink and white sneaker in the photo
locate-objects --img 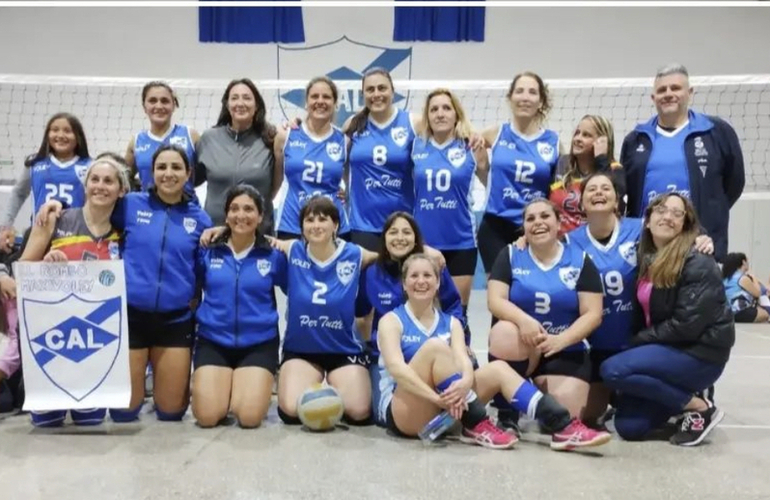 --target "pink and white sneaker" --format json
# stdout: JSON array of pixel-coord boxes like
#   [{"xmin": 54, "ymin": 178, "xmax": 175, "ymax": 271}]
[
  {"xmin": 460, "ymin": 417, "xmax": 518, "ymax": 449},
  {"xmin": 551, "ymin": 418, "xmax": 612, "ymax": 451}
]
